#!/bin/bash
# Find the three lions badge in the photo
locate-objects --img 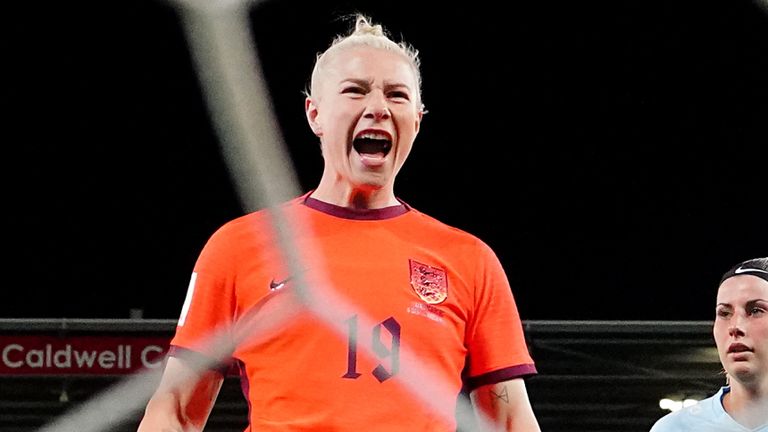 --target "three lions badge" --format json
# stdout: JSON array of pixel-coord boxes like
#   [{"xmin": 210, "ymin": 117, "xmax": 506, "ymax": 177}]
[{"xmin": 409, "ymin": 259, "xmax": 448, "ymax": 304}]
